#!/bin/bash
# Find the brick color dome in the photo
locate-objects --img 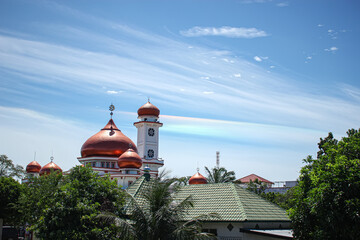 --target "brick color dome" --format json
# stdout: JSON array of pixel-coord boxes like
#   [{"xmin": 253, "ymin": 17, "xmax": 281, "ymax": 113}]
[
  {"xmin": 118, "ymin": 148, "xmax": 142, "ymax": 169},
  {"xmin": 137, "ymin": 101, "xmax": 160, "ymax": 117},
  {"xmin": 81, "ymin": 119, "xmax": 137, "ymax": 158}
]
